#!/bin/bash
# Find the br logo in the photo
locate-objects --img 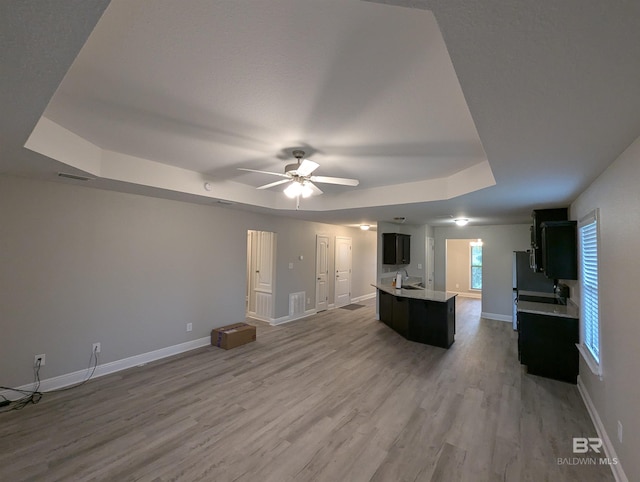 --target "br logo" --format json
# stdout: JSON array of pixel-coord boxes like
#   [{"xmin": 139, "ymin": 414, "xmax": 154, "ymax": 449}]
[{"xmin": 573, "ymin": 437, "xmax": 603, "ymax": 454}]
